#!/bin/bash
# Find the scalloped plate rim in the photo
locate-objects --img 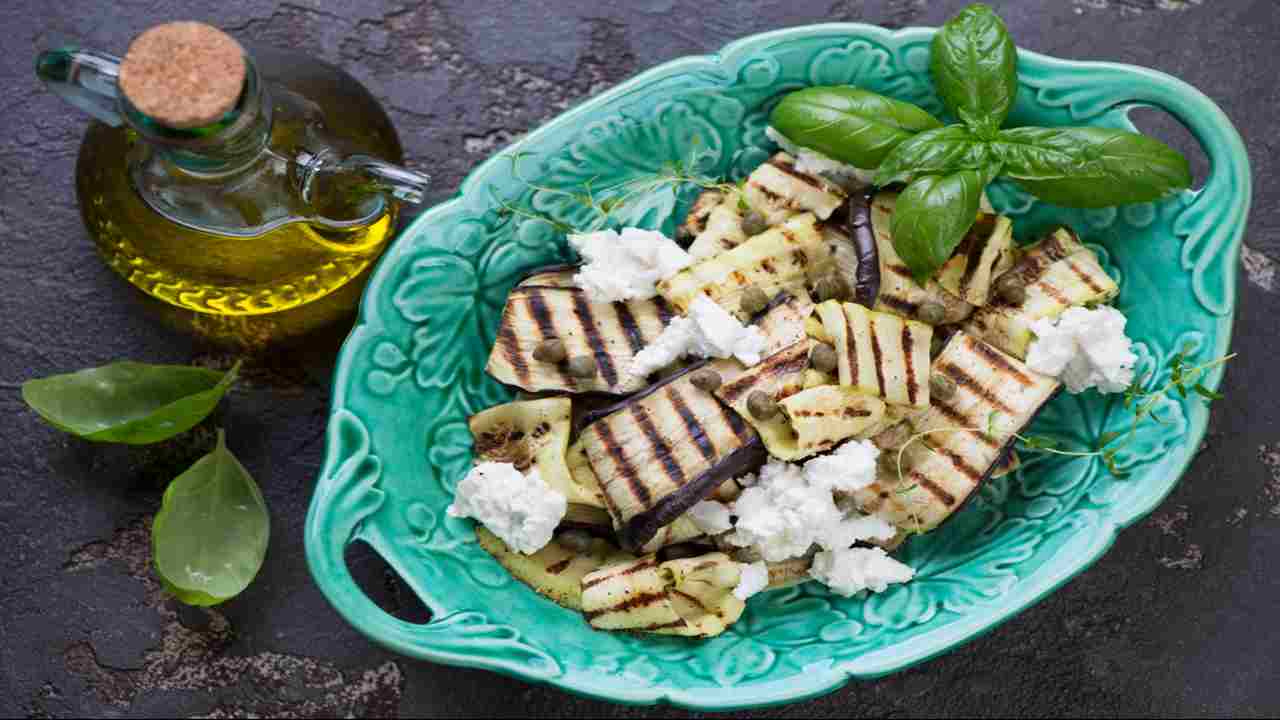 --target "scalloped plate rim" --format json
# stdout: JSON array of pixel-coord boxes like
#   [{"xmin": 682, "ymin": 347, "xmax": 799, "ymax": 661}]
[{"xmin": 307, "ymin": 21, "xmax": 1243, "ymax": 710}]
